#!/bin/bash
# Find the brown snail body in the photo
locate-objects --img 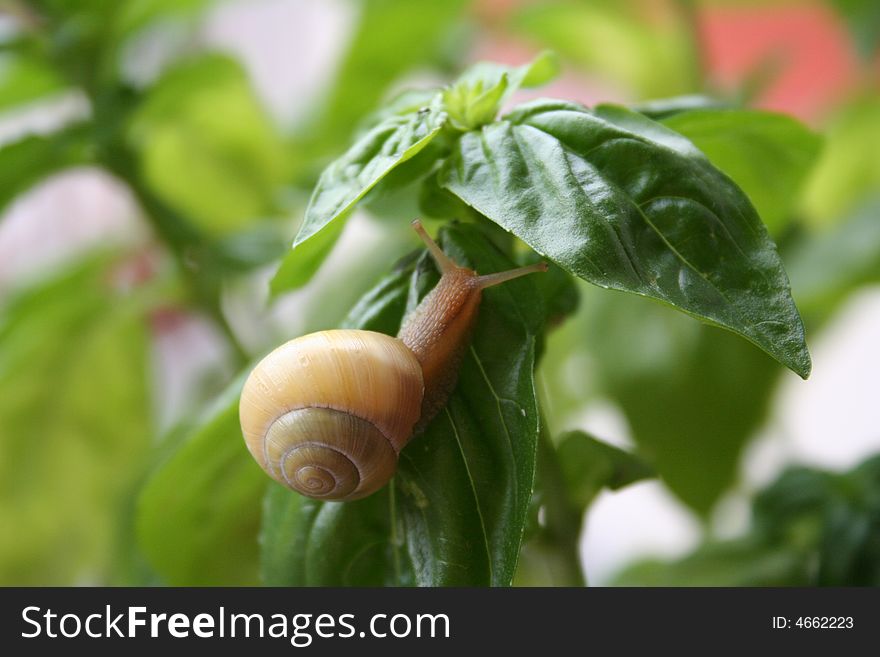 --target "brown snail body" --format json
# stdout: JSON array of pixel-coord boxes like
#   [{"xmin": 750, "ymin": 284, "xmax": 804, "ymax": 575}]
[{"xmin": 239, "ymin": 221, "xmax": 546, "ymax": 501}]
